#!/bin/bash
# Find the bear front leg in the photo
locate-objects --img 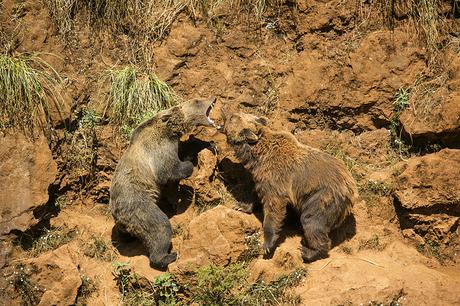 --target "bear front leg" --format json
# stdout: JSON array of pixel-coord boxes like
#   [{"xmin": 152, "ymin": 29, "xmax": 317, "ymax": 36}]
[
  {"xmin": 262, "ymin": 197, "xmax": 286, "ymax": 255},
  {"xmin": 170, "ymin": 160, "xmax": 194, "ymax": 181}
]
